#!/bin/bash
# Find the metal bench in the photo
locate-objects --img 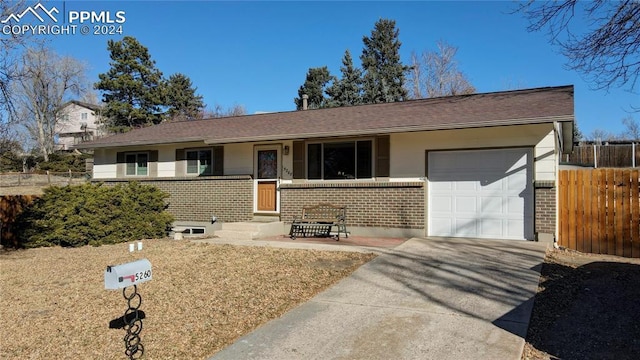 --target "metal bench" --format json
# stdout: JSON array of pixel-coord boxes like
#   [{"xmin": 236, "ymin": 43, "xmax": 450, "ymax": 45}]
[{"xmin": 289, "ymin": 203, "xmax": 348, "ymax": 240}]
